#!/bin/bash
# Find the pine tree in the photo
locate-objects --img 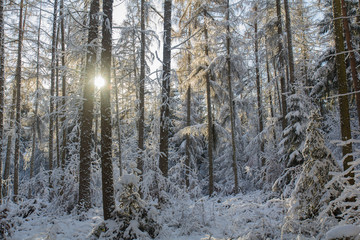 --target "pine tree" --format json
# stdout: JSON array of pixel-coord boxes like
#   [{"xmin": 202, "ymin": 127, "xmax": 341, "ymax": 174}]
[
  {"xmin": 13, "ymin": 0, "xmax": 25, "ymax": 201},
  {"xmin": 0, "ymin": 0, "xmax": 5, "ymax": 201},
  {"xmin": 159, "ymin": 0, "xmax": 172, "ymax": 178},
  {"xmin": 78, "ymin": 0, "xmax": 99, "ymax": 211},
  {"xmin": 100, "ymin": 0, "xmax": 115, "ymax": 220},
  {"xmin": 289, "ymin": 112, "xmax": 340, "ymax": 220},
  {"xmin": 49, "ymin": 0, "xmax": 58, "ymax": 172},
  {"xmin": 332, "ymin": 0, "xmax": 354, "ymax": 185}
]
